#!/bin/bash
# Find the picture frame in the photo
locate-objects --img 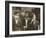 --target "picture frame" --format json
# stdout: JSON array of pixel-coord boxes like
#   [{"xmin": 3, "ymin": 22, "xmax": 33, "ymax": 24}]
[{"xmin": 5, "ymin": 1, "xmax": 45, "ymax": 37}]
